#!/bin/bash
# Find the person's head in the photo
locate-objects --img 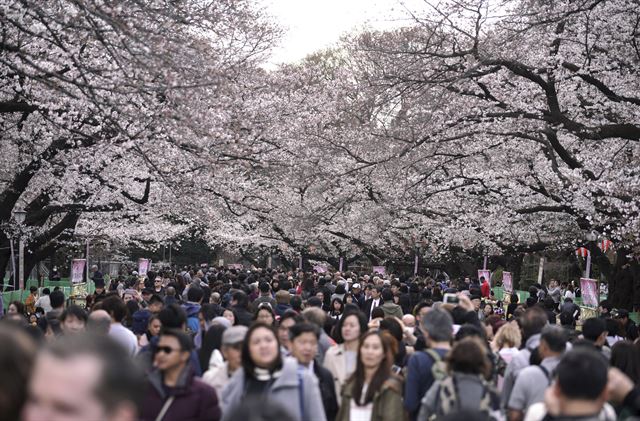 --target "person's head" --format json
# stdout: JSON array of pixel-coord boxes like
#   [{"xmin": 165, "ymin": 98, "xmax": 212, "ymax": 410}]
[
  {"xmin": 8, "ymin": 300, "xmax": 25, "ymax": 315},
  {"xmin": 598, "ymin": 299, "xmax": 612, "ymax": 316},
  {"xmin": 510, "ymin": 293, "xmax": 519, "ymax": 304},
  {"xmin": 289, "ymin": 323, "xmax": 319, "ymax": 366},
  {"xmin": 147, "ymin": 316, "xmax": 162, "ymax": 338},
  {"xmin": 275, "ymin": 289, "xmax": 291, "ymax": 305},
  {"xmin": 351, "ymin": 331, "xmax": 397, "ymax": 405},
  {"xmin": 370, "ymin": 286, "xmax": 382, "ymax": 299},
  {"xmin": 539, "ymin": 325, "xmax": 568, "ymax": 358},
  {"xmin": 331, "ymin": 298, "xmax": 344, "ymax": 313},
  {"xmin": 301, "ymin": 307, "xmax": 326, "ymax": 330},
  {"xmin": 23, "ymin": 334, "xmax": 143, "ymax": 421},
  {"xmin": 242, "ymin": 323, "xmax": 281, "ymax": 375},
  {"xmin": 551, "ymin": 348, "xmax": 609, "ymax": 412},
  {"xmin": 231, "ymin": 291, "xmax": 249, "ymax": 309},
  {"xmin": 157, "ymin": 304, "xmax": 187, "ymax": 330},
  {"xmin": 493, "ymin": 321, "xmax": 522, "ymax": 349},
  {"xmin": 42, "ymin": 288, "xmax": 50, "ymax": 296},
  {"xmin": 222, "ymin": 308, "xmax": 236, "ymax": 326},
  {"xmin": 0, "ymin": 323, "xmax": 36, "ymax": 421},
  {"xmin": 421, "ymin": 308, "xmax": 453, "ymax": 344},
  {"xmin": 482, "ymin": 303, "xmax": 493, "ymax": 316},
  {"xmin": 447, "ymin": 337, "xmax": 491, "ymax": 379},
  {"xmin": 254, "ymin": 304, "xmax": 276, "ymax": 326},
  {"xmin": 29, "ymin": 286, "xmax": 38, "ymax": 296},
  {"xmin": 582, "ymin": 317, "xmax": 608, "ymax": 346},
  {"xmin": 277, "ymin": 311, "xmax": 298, "ymax": 348},
  {"xmin": 153, "ymin": 329, "xmax": 193, "ymax": 372},
  {"xmin": 147, "ymin": 295, "xmax": 164, "ymax": 314},
  {"xmin": 402, "ymin": 314, "xmax": 416, "ymax": 330},
  {"xmin": 100, "ymin": 295, "xmax": 129, "ymax": 323},
  {"xmin": 520, "ymin": 306, "xmax": 548, "ymax": 340},
  {"xmin": 87, "ymin": 310, "xmax": 111, "ymax": 335},
  {"xmin": 60, "ymin": 305, "xmax": 87, "ymax": 335},
  {"xmin": 221, "ymin": 326, "xmax": 248, "ymax": 372},
  {"xmin": 381, "ymin": 288, "xmax": 393, "ymax": 302},
  {"xmin": 414, "ymin": 301, "xmax": 432, "ymax": 322},
  {"xmin": 186, "ymin": 287, "xmax": 204, "ymax": 304},
  {"xmin": 610, "ymin": 341, "xmax": 640, "ymax": 383},
  {"xmin": 616, "ymin": 309, "xmax": 631, "ymax": 327},
  {"xmin": 335, "ymin": 311, "xmax": 368, "ymax": 344},
  {"xmin": 51, "ymin": 290, "xmax": 66, "ymax": 310},
  {"xmin": 259, "ymin": 282, "xmax": 270, "ymax": 295}
]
